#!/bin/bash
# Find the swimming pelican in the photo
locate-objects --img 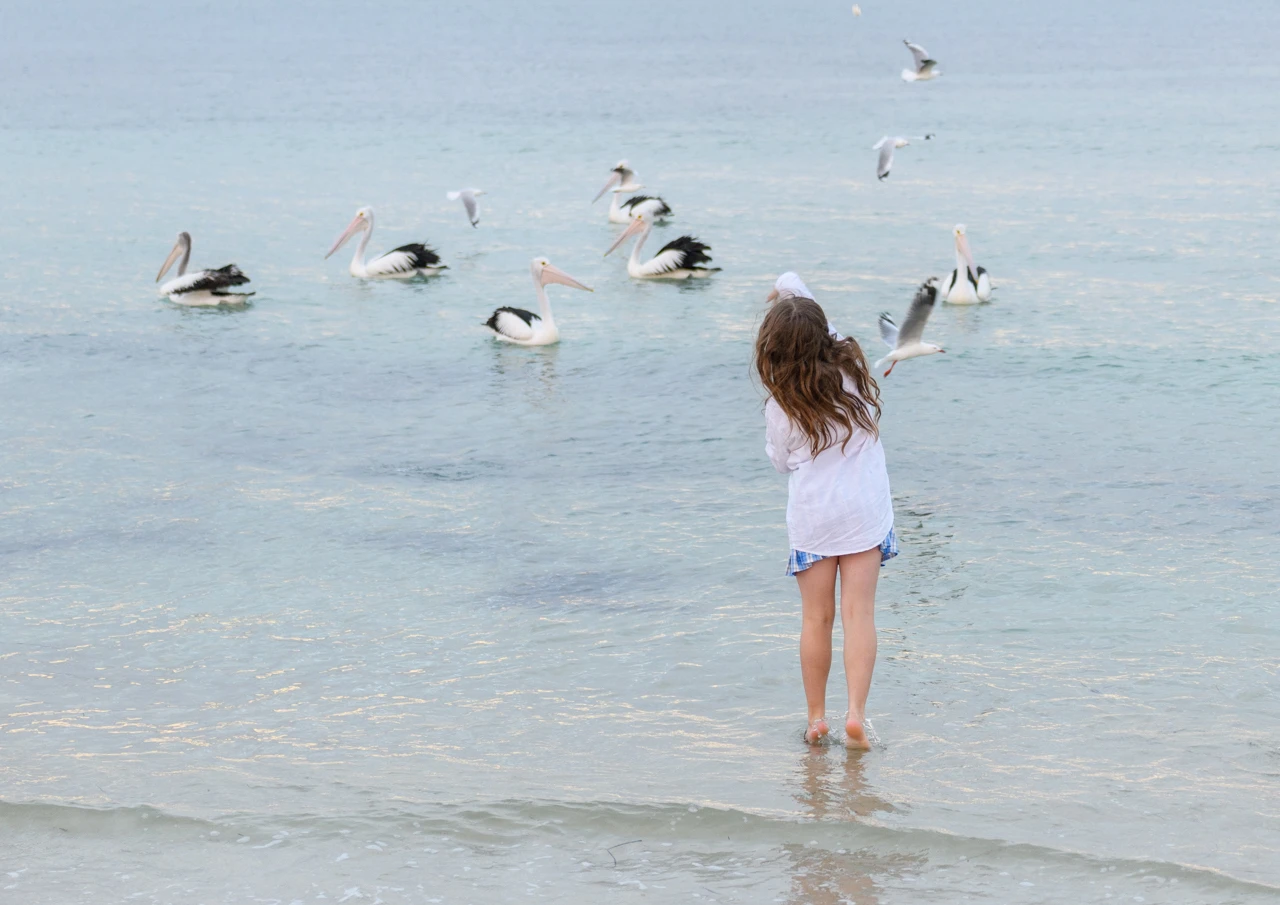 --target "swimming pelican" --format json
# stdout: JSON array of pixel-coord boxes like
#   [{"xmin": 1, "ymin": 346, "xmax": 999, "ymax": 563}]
[
  {"xmin": 604, "ymin": 212, "xmax": 719, "ymax": 279},
  {"xmin": 447, "ymin": 189, "xmax": 485, "ymax": 228},
  {"xmin": 902, "ymin": 40, "xmax": 940, "ymax": 81},
  {"xmin": 874, "ymin": 134, "xmax": 933, "ymax": 181},
  {"xmin": 325, "ymin": 207, "xmax": 446, "ymax": 279},
  {"xmin": 940, "ymin": 224, "xmax": 992, "ymax": 304},
  {"xmin": 155, "ymin": 232, "xmax": 254, "ymax": 306},
  {"xmin": 483, "ymin": 258, "xmax": 593, "ymax": 346},
  {"xmin": 876, "ymin": 279, "xmax": 944, "ymax": 376}
]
